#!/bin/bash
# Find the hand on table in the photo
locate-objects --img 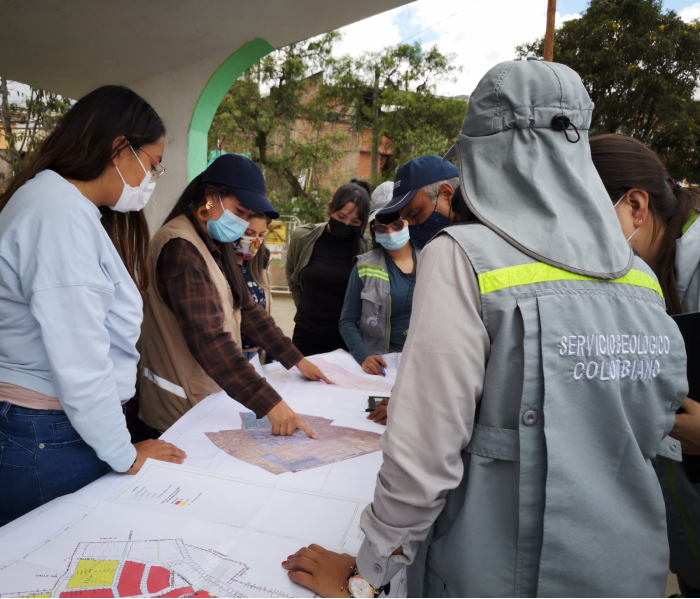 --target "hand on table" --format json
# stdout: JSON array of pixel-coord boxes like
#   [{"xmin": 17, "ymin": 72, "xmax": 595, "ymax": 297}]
[
  {"xmin": 362, "ymin": 355, "xmax": 387, "ymax": 376},
  {"xmin": 367, "ymin": 398, "xmax": 389, "ymax": 425},
  {"xmin": 282, "ymin": 544, "xmax": 356, "ymax": 598},
  {"xmin": 127, "ymin": 439, "xmax": 187, "ymax": 474},
  {"xmin": 297, "ymin": 358, "xmax": 335, "ymax": 385},
  {"xmin": 268, "ymin": 400, "xmax": 317, "ymax": 439},
  {"xmin": 672, "ymin": 397, "xmax": 700, "ymax": 455}
]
